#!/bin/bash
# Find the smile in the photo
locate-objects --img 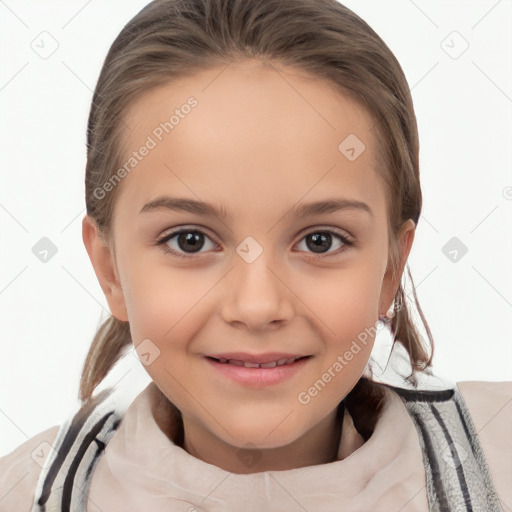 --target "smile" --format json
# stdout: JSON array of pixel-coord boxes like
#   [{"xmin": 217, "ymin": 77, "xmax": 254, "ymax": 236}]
[
  {"xmin": 205, "ymin": 355, "xmax": 312, "ymax": 387},
  {"xmin": 208, "ymin": 356, "xmax": 307, "ymax": 368}
]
